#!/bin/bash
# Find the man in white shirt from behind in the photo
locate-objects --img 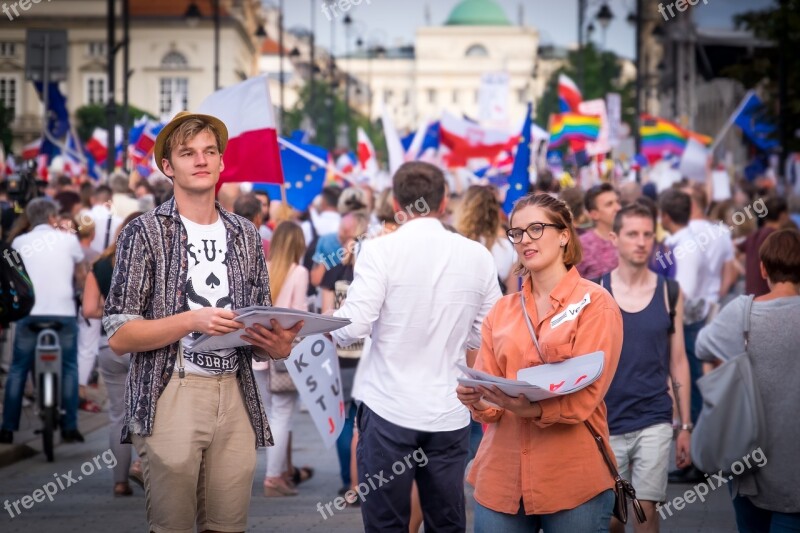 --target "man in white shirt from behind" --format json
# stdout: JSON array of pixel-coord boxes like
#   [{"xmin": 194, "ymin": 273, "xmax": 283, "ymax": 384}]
[{"xmin": 333, "ymin": 162, "xmax": 502, "ymax": 533}]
